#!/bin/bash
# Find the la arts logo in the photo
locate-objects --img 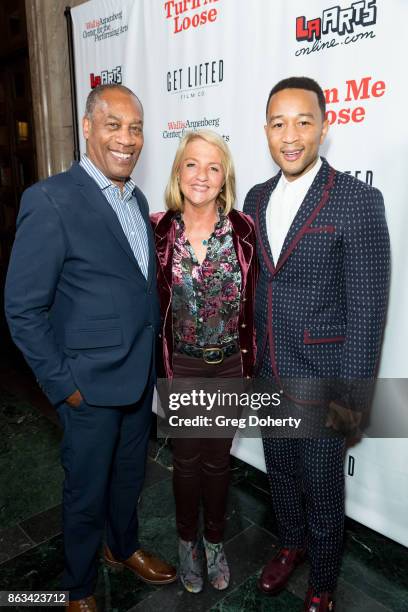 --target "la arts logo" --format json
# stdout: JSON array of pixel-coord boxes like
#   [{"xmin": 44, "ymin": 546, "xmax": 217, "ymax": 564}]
[
  {"xmin": 90, "ymin": 66, "xmax": 122, "ymax": 88},
  {"xmin": 295, "ymin": 0, "xmax": 377, "ymax": 55}
]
